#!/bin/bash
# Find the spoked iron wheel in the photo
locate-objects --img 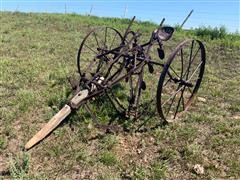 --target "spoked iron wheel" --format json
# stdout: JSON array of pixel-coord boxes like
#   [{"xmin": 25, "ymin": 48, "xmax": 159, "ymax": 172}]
[
  {"xmin": 77, "ymin": 27, "xmax": 130, "ymax": 122},
  {"xmin": 157, "ymin": 39, "xmax": 205, "ymax": 122},
  {"xmin": 77, "ymin": 27, "xmax": 124, "ymax": 85}
]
